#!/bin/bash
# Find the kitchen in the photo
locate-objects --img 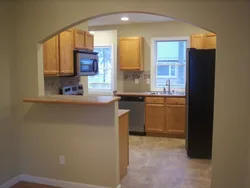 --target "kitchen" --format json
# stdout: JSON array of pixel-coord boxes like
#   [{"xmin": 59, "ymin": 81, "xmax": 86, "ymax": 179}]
[
  {"xmin": 1, "ymin": 0, "xmax": 248, "ymax": 188},
  {"xmin": 36, "ymin": 12, "xmax": 215, "ymax": 188}
]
